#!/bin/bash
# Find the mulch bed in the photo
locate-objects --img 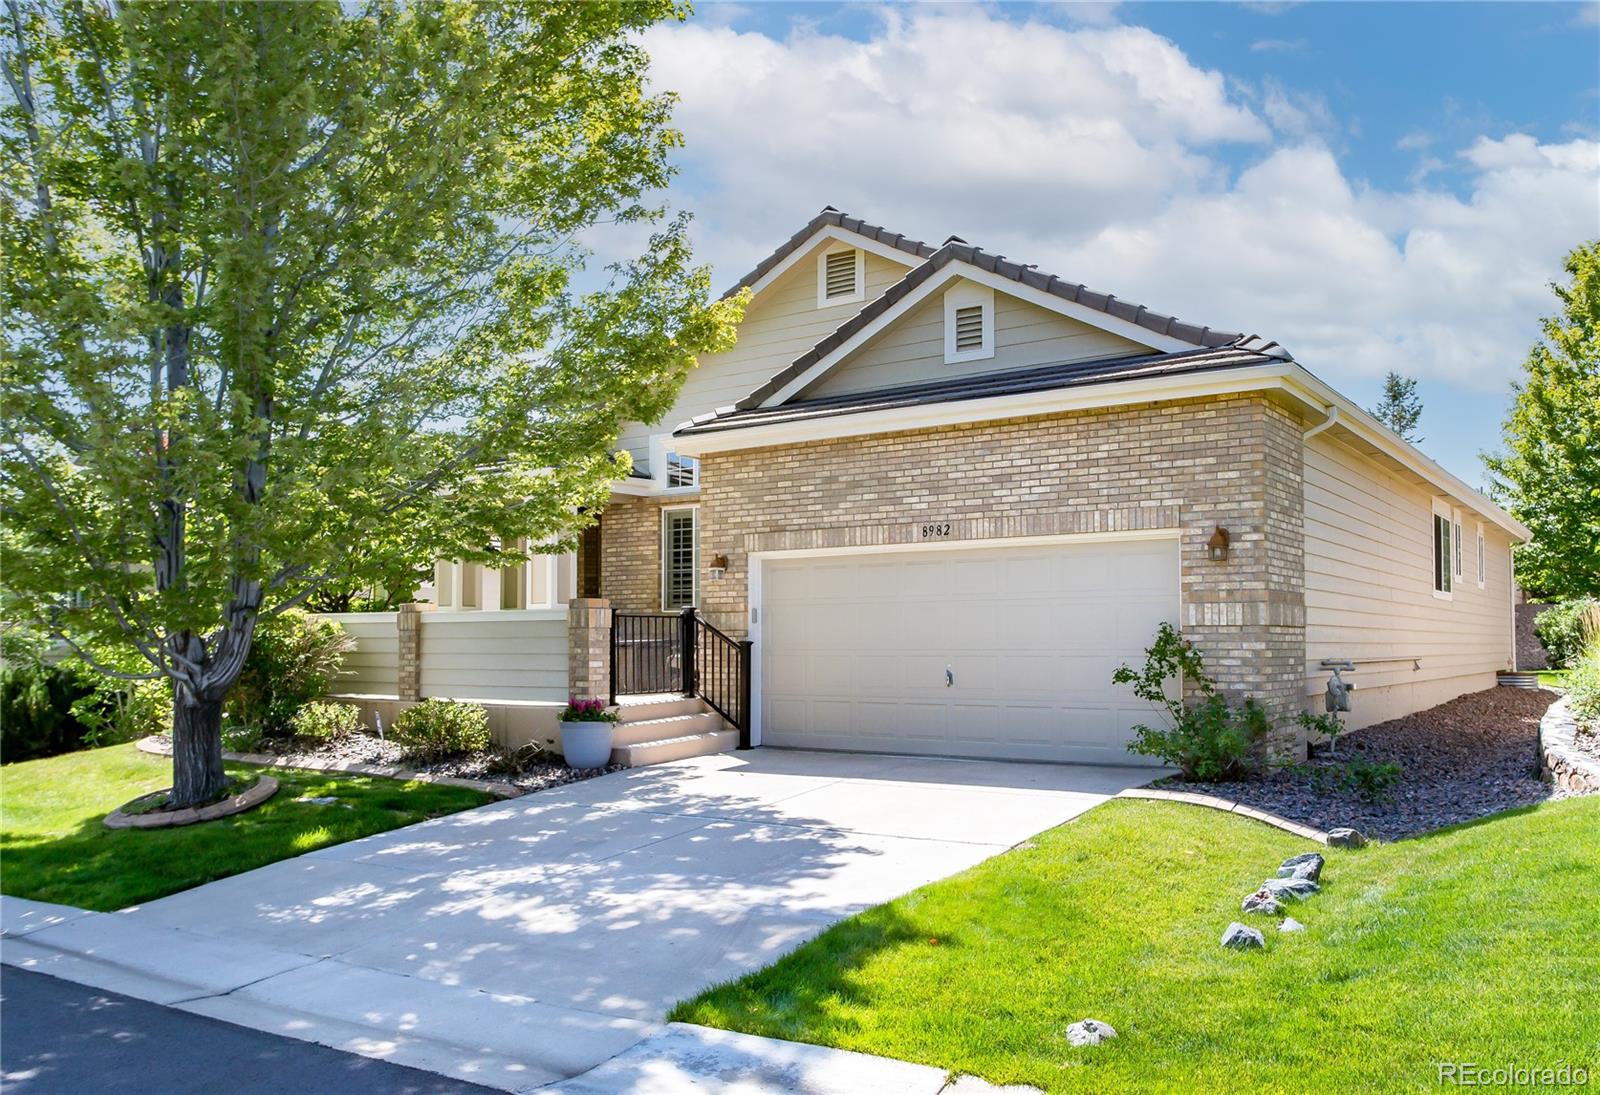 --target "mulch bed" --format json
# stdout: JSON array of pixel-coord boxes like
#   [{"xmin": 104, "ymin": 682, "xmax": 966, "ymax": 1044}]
[
  {"xmin": 1160, "ymin": 687, "xmax": 1562, "ymax": 841},
  {"xmin": 241, "ymin": 733, "xmax": 623, "ymax": 795}
]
